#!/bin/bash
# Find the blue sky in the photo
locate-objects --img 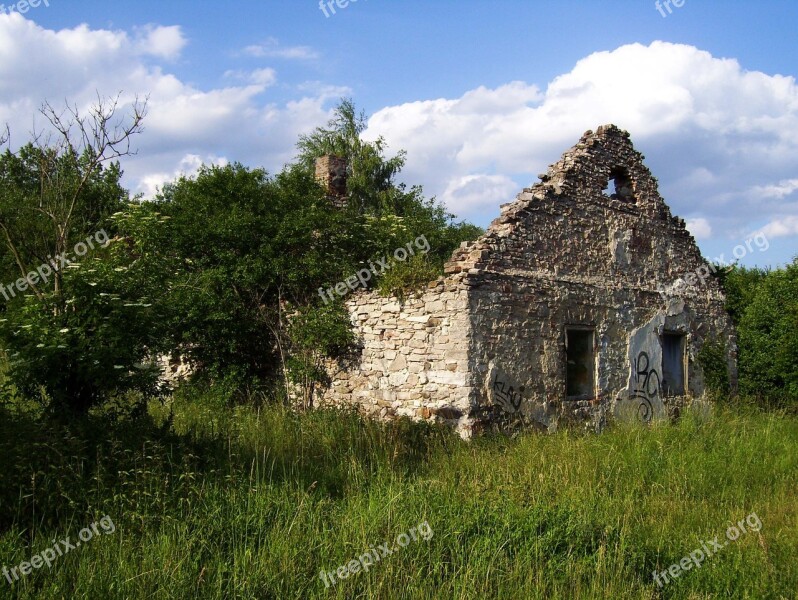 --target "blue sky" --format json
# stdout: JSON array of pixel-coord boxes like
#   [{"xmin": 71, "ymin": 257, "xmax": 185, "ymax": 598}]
[{"xmin": 3, "ymin": 0, "xmax": 798, "ymax": 267}]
